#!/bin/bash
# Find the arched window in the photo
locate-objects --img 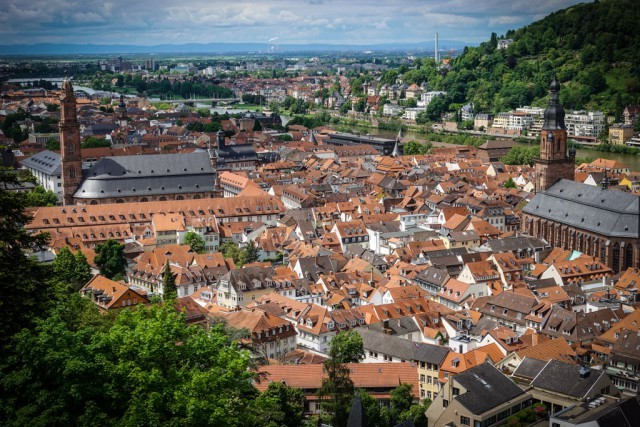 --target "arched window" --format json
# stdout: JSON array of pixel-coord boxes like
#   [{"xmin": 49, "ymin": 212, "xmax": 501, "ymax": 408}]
[
  {"xmin": 116, "ymin": 199, "xmax": 125, "ymax": 204},
  {"xmin": 140, "ymin": 197, "xmax": 149, "ymax": 202},
  {"xmin": 176, "ymin": 195, "xmax": 184, "ymax": 200},
  {"xmin": 613, "ymin": 243, "xmax": 620, "ymax": 273},
  {"xmin": 69, "ymin": 166, "xmax": 76, "ymax": 179},
  {"xmin": 68, "ymin": 143, "xmax": 75, "ymax": 155},
  {"xmin": 159, "ymin": 196, "xmax": 167, "ymax": 202},
  {"xmin": 90, "ymin": 200, "xmax": 98, "ymax": 205},
  {"xmin": 625, "ymin": 243, "xmax": 633, "ymax": 270}
]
